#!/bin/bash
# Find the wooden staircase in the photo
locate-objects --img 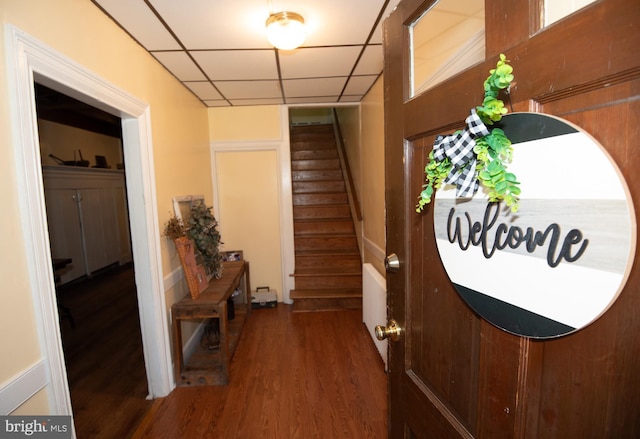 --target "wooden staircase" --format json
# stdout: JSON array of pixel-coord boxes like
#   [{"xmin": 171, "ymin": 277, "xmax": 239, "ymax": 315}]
[{"xmin": 289, "ymin": 124, "xmax": 362, "ymax": 312}]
